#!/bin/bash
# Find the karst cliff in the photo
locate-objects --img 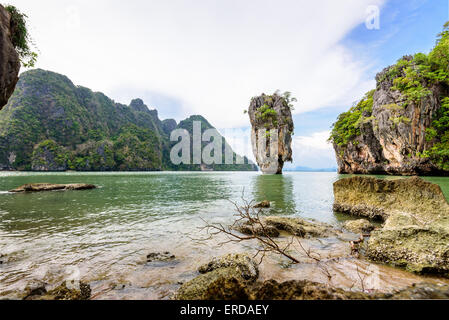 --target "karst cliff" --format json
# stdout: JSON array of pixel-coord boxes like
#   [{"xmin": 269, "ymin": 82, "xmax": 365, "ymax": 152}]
[
  {"xmin": 248, "ymin": 93, "xmax": 294, "ymax": 174},
  {"xmin": 330, "ymin": 23, "xmax": 449, "ymax": 176}
]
